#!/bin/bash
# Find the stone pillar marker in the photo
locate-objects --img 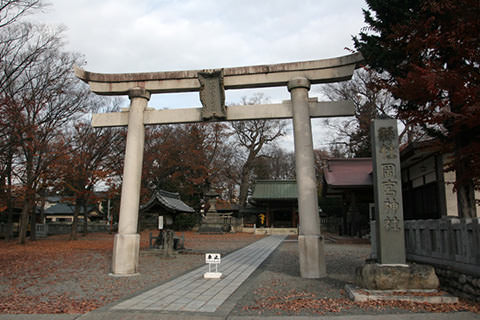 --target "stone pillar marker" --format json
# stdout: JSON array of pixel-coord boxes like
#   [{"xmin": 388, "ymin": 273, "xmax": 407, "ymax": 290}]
[
  {"xmin": 354, "ymin": 118, "xmax": 439, "ymax": 291},
  {"xmin": 288, "ymin": 77, "xmax": 326, "ymax": 278},
  {"xmin": 371, "ymin": 118, "xmax": 406, "ymax": 265},
  {"xmin": 112, "ymin": 87, "xmax": 151, "ymax": 275}
]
